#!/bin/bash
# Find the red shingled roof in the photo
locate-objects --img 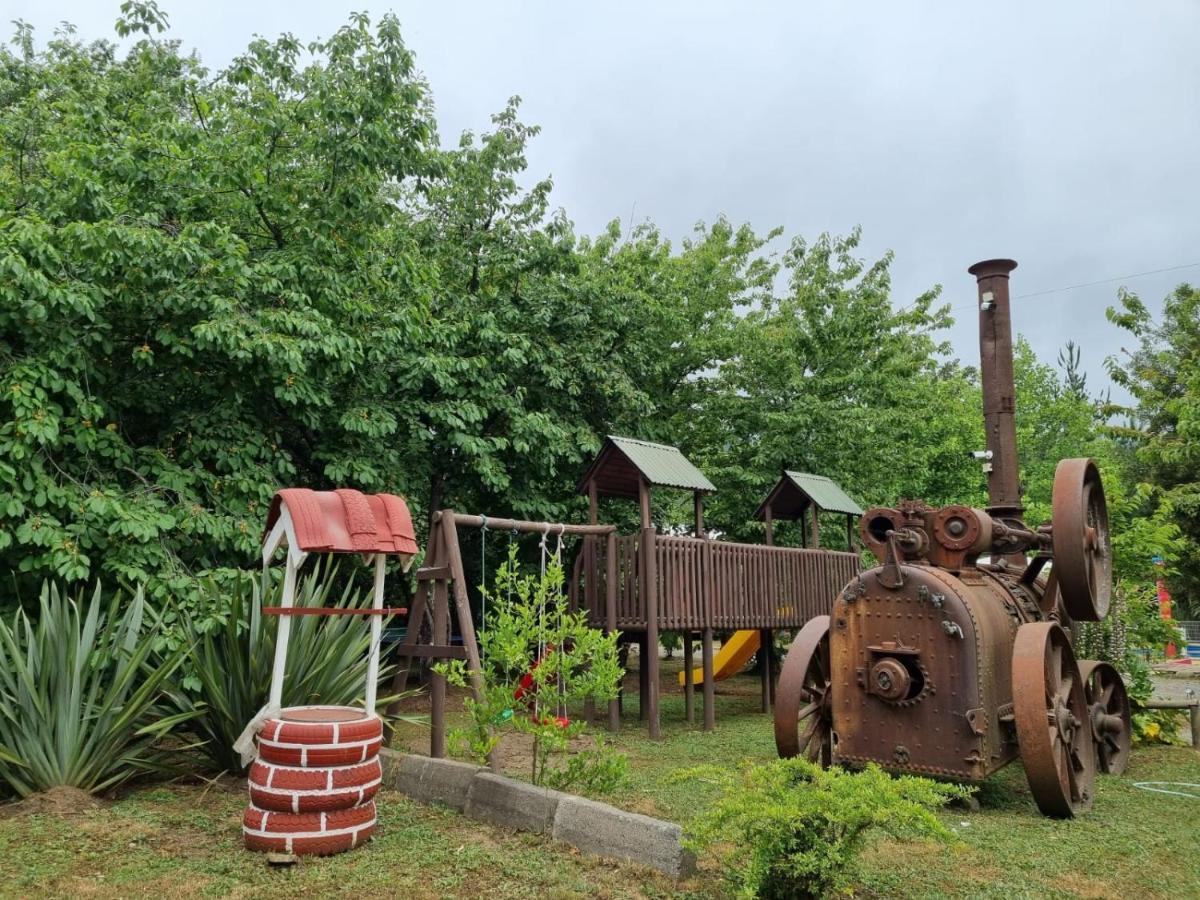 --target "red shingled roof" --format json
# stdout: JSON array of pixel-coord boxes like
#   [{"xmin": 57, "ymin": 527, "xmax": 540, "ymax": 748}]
[{"xmin": 264, "ymin": 488, "xmax": 418, "ymax": 556}]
